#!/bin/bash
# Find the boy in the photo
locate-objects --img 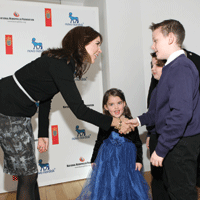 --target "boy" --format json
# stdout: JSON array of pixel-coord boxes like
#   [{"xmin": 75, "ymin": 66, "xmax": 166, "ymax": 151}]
[{"xmin": 130, "ymin": 19, "xmax": 200, "ymax": 200}]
